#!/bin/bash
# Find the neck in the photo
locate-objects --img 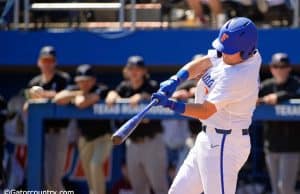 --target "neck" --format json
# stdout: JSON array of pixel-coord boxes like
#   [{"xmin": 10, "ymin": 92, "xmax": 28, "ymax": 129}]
[
  {"xmin": 275, "ymin": 77, "xmax": 288, "ymax": 84},
  {"xmin": 130, "ymin": 79, "xmax": 143, "ymax": 89},
  {"xmin": 42, "ymin": 71, "xmax": 55, "ymax": 83}
]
